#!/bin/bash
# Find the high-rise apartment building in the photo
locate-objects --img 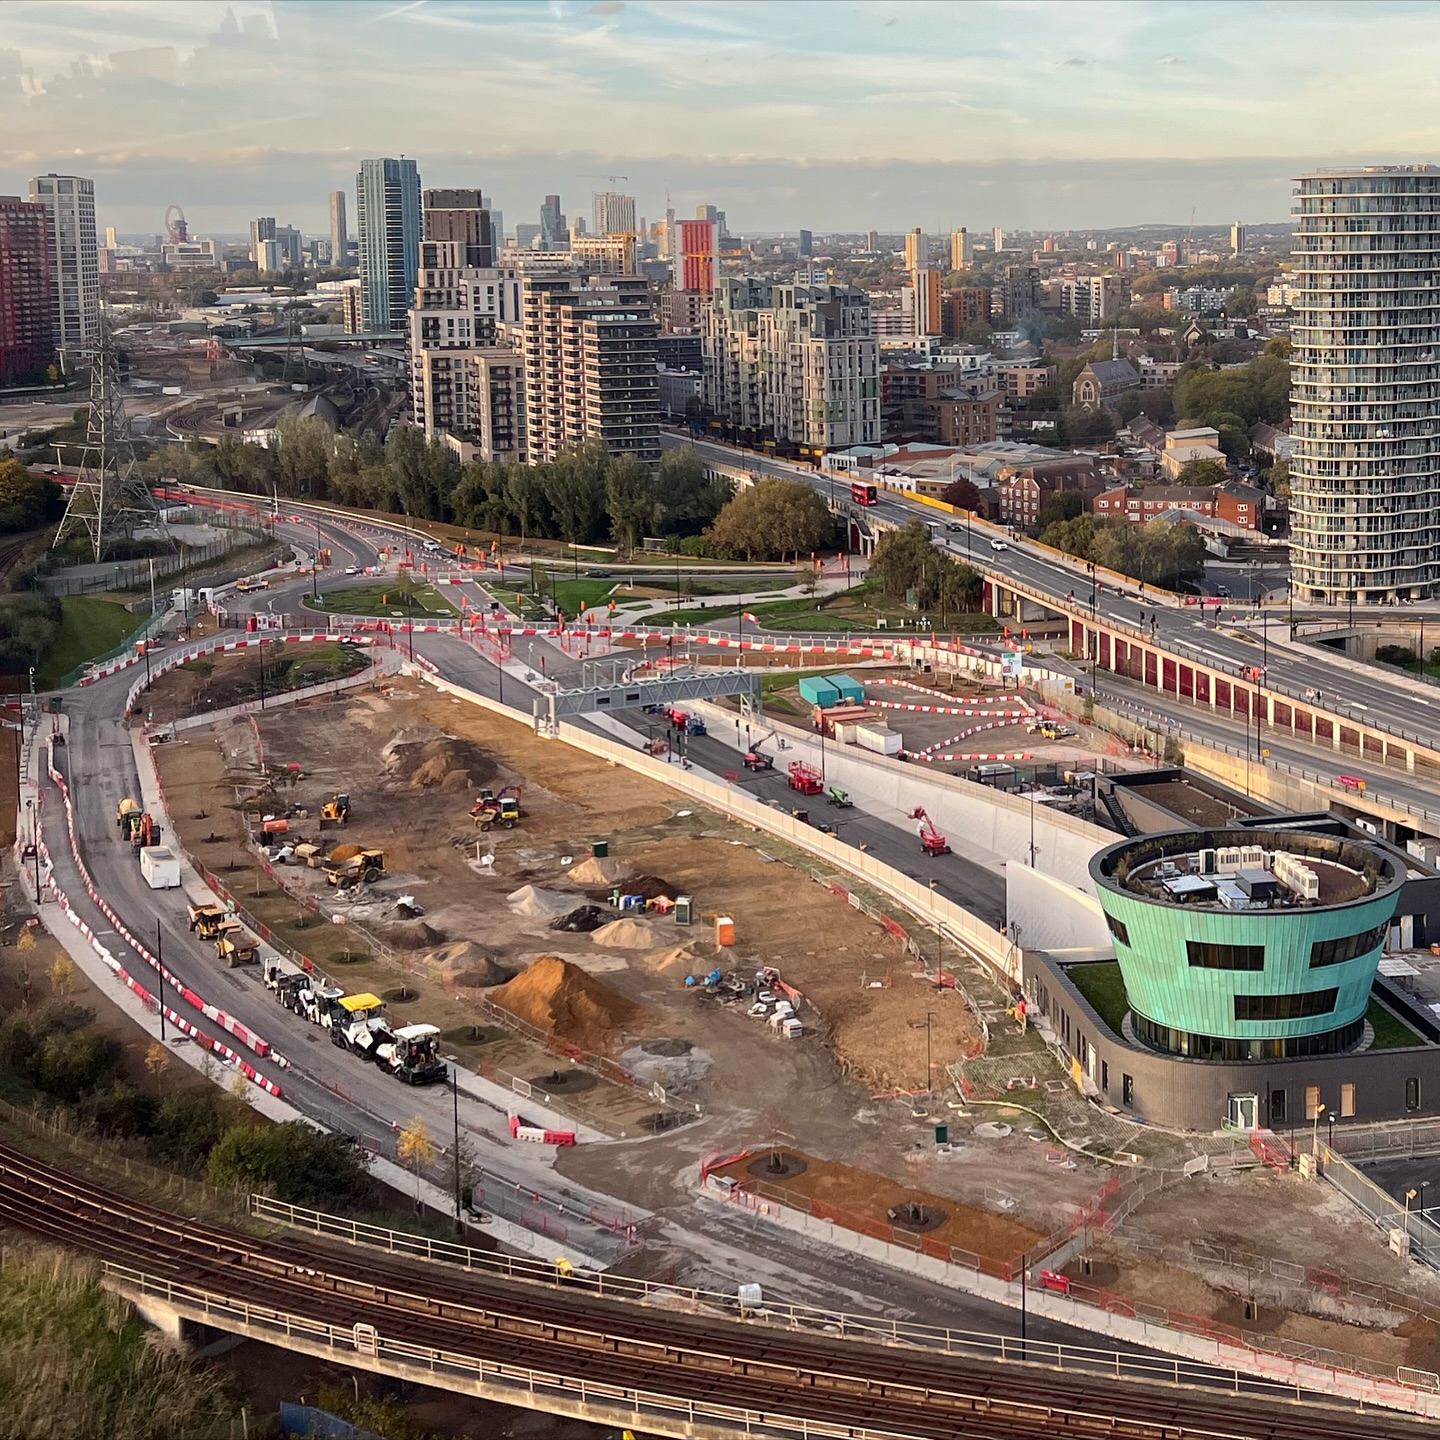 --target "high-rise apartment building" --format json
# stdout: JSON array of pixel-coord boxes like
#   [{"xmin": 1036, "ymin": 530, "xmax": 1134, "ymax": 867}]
[
  {"xmin": 675, "ymin": 219, "xmax": 716, "ymax": 294},
  {"xmin": 407, "ymin": 238, "xmax": 525, "ymax": 463},
  {"xmin": 912, "ymin": 268, "xmax": 942, "ymax": 337},
  {"xmin": 572, "ymin": 234, "xmax": 637, "ymax": 275},
  {"xmin": 696, "ymin": 204, "xmax": 727, "ymax": 239},
  {"xmin": 702, "ymin": 280, "xmax": 879, "ymax": 451},
  {"xmin": 422, "ymin": 188, "xmax": 493, "ymax": 267},
  {"xmin": 592, "ymin": 191, "xmax": 637, "ymax": 237},
  {"xmin": 904, "ymin": 227, "xmax": 924, "ymax": 271},
  {"xmin": 276, "ymin": 225, "xmax": 304, "ymax": 270},
  {"xmin": 27, "ymin": 173, "xmax": 98, "ymax": 353},
  {"xmin": 865, "ymin": 229, "xmax": 879, "ymax": 253},
  {"xmin": 798, "ymin": 229, "xmax": 813, "ymax": 258},
  {"xmin": 0, "ymin": 196, "xmax": 56, "ymax": 385},
  {"xmin": 991, "ymin": 263, "xmax": 1038, "ymax": 321},
  {"xmin": 248, "ymin": 216, "xmax": 277, "ymax": 262},
  {"xmin": 329, "ymin": 191, "xmax": 348, "ymax": 267},
  {"xmin": 1290, "ymin": 166, "xmax": 1440, "ymax": 603},
  {"xmin": 356, "ymin": 157, "xmax": 422, "ymax": 332},
  {"xmin": 942, "ymin": 286, "xmax": 991, "ymax": 337},
  {"xmin": 540, "ymin": 194, "xmax": 567, "ymax": 248},
  {"xmin": 992, "ymin": 225, "xmax": 1006, "ymax": 253},
  {"xmin": 520, "ymin": 273, "xmax": 659, "ymax": 466},
  {"xmin": 949, "ymin": 228, "xmax": 970, "ymax": 271},
  {"xmin": 1230, "ymin": 221, "xmax": 1246, "ymax": 257},
  {"xmin": 1060, "ymin": 274, "xmax": 1129, "ymax": 324}
]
